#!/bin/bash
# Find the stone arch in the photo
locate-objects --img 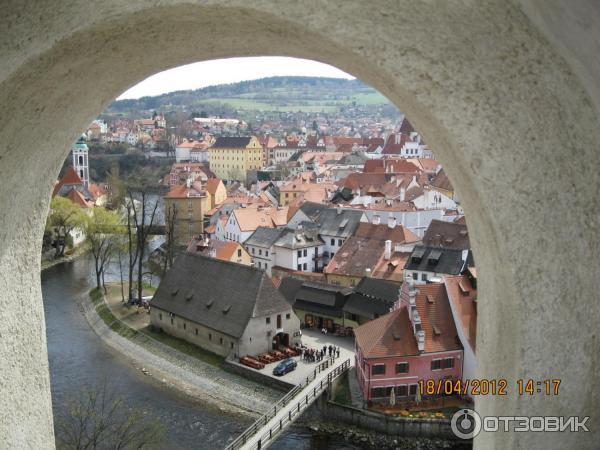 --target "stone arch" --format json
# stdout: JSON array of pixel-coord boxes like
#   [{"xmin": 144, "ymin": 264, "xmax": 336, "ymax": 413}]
[{"xmin": 1, "ymin": 2, "xmax": 599, "ymax": 449}]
